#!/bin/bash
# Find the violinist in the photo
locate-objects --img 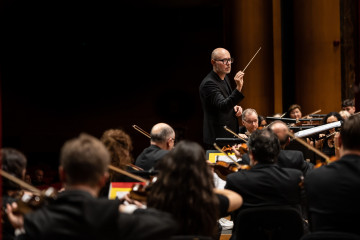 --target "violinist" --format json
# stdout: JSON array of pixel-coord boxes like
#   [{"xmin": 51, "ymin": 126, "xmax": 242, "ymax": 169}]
[
  {"xmin": 1, "ymin": 148, "xmax": 28, "ymax": 240},
  {"xmin": 313, "ymin": 112, "xmax": 343, "ymax": 159},
  {"xmin": 304, "ymin": 114, "xmax": 360, "ymax": 235},
  {"xmin": 99, "ymin": 128, "xmax": 138, "ymax": 198},
  {"xmin": 238, "ymin": 108, "xmax": 259, "ymax": 140},
  {"xmin": 258, "ymin": 115, "xmax": 267, "ymax": 129},
  {"xmin": 225, "ymin": 128, "xmax": 305, "ymax": 240},
  {"xmin": 287, "ymin": 104, "xmax": 303, "ymax": 120},
  {"xmin": 240, "ymin": 121, "xmax": 314, "ymax": 176},
  {"xmin": 341, "ymin": 98, "xmax": 356, "ymax": 115},
  {"xmin": 135, "ymin": 122, "xmax": 175, "ymax": 171},
  {"xmin": 6, "ymin": 133, "xmax": 178, "ymax": 240},
  {"xmin": 147, "ymin": 140, "xmax": 243, "ymax": 240}
]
